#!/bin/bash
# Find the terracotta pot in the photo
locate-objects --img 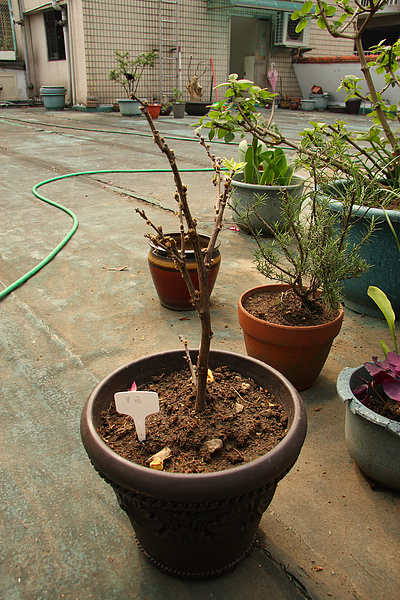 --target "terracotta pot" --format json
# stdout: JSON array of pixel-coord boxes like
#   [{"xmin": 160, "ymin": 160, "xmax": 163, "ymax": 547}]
[
  {"xmin": 148, "ymin": 233, "xmax": 221, "ymax": 310},
  {"xmin": 80, "ymin": 349, "xmax": 307, "ymax": 579},
  {"xmin": 238, "ymin": 284, "xmax": 344, "ymax": 391},
  {"xmin": 147, "ymin": 103, "xmax": 161, "ymax": 119}
]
